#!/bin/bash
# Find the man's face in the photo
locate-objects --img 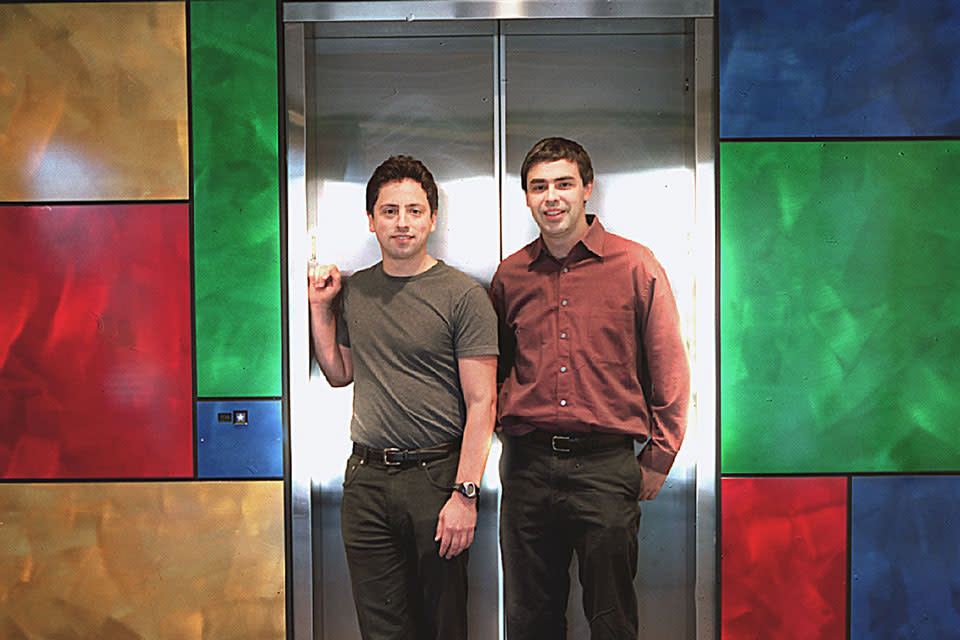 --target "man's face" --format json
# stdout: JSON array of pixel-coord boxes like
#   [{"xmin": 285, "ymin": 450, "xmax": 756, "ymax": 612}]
[
  {"xmin": 367, "ymin": 178, "xmax": 437, "ymax": 263},
  {"xmin": 525, "ymin": 159, "xmax": 593, "ymax": 245}
]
